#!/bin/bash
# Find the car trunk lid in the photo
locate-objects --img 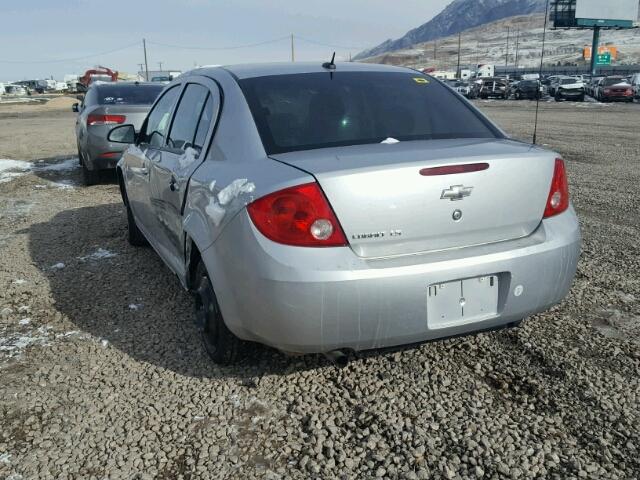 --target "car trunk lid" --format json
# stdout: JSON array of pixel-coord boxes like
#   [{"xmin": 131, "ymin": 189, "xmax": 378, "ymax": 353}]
[
  {"xmin": 271, "ymin": 139, "xmax": 556, "ymax": 258},
  {"xmin": 92, "ymin": 105, "xmax": 150, "ymax": 131}
]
